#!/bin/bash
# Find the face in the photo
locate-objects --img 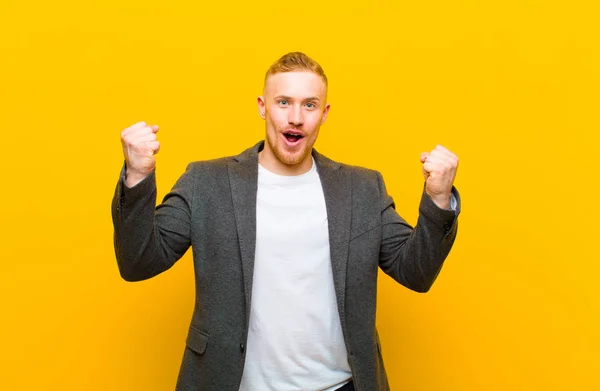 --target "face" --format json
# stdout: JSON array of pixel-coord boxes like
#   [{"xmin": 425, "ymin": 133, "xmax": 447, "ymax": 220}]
[{"xmin": 258, "ymin": 71, "xmax": 330, "ymax": 175}]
